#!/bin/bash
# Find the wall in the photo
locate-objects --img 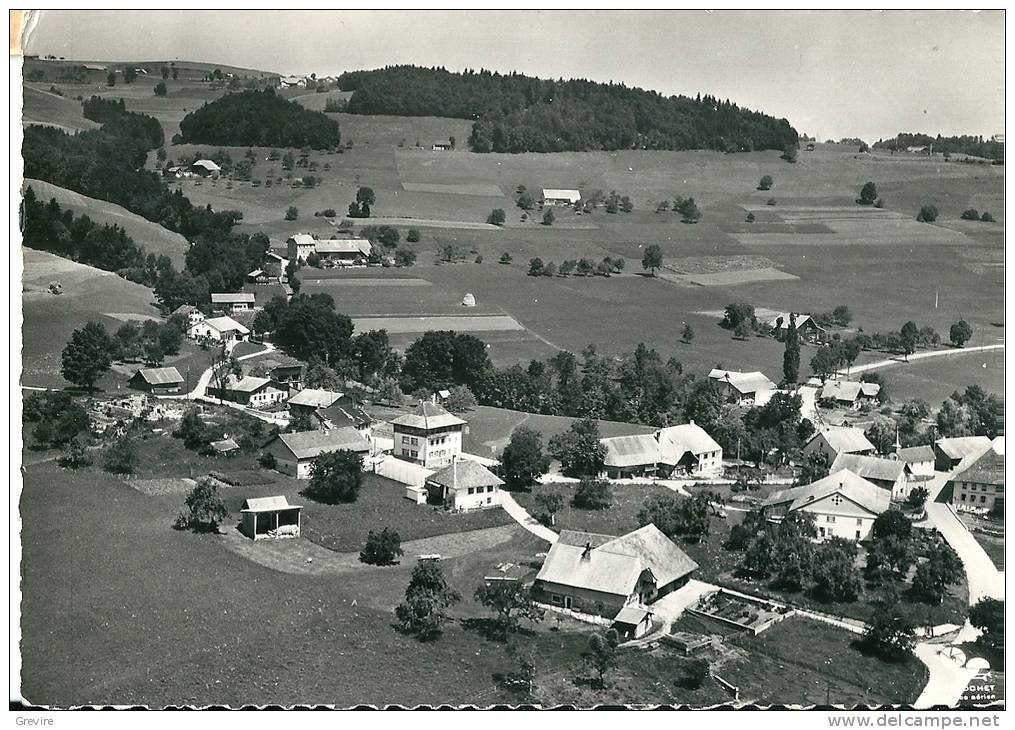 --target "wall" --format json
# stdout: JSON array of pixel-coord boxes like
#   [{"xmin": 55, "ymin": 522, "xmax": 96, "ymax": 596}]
[
  {"xmin": 451, "ymin": 484, "xmax": 500, "ymax": 511},
  {"xmin": 800, "ymin": 495, "xmax": 877, "ymax": 541},
  {"xmin": 532, "ymin": 580, "xmax": 630, "ymax": 618}
]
